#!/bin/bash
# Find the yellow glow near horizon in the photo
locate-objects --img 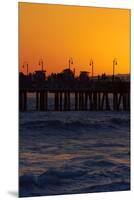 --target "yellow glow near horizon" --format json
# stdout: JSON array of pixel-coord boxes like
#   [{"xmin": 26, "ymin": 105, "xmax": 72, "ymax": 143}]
[{"xmin": 19, "ymin": 3, "xmax": 130, "ymax": 76}]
